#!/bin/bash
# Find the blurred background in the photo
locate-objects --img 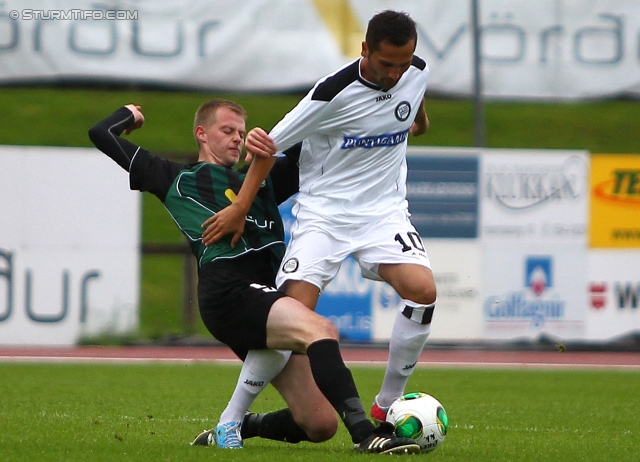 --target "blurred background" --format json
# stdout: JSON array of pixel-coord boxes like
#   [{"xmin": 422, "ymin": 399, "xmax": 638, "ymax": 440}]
[{"xmin": 0, "ymin": 0, "xmax": 638, "ymax": 349}]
